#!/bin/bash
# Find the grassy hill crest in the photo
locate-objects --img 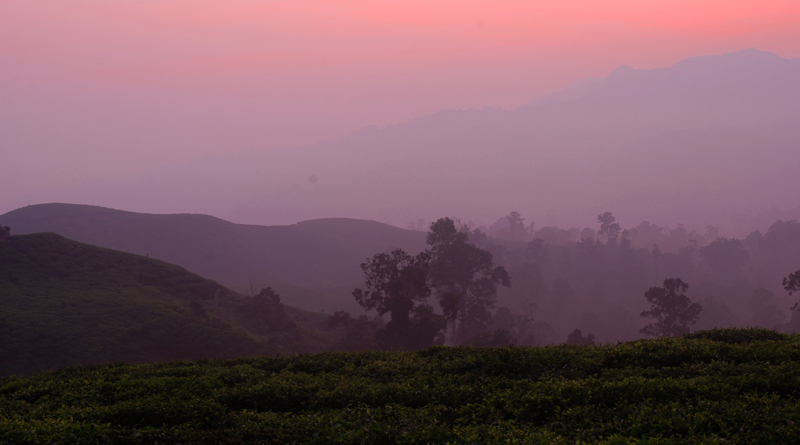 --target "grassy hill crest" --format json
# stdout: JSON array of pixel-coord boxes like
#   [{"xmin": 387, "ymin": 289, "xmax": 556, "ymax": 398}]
[
  {"xmin": 1, "ymin": 203, "xmax": 428, "ymax": 313},
  {"xmin": 0, "ymin": 232, "xmax": 332, "ymax": 376}
]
